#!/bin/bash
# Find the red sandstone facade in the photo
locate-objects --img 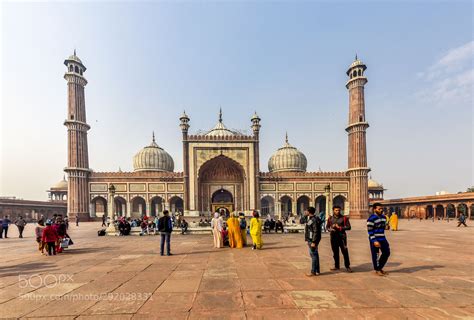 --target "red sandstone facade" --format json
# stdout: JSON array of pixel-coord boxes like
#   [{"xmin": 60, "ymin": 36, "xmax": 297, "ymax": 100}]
[{"xmin": 62, "ymin": 53, "xmax": 371, "ymax": 219}]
